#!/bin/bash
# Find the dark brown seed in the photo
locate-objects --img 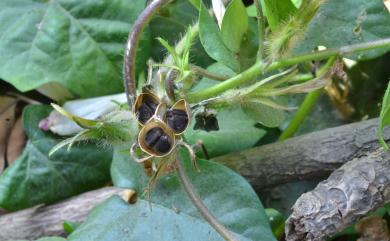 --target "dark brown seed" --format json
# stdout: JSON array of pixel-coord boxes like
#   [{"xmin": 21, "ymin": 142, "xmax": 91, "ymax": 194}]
[
  {"xmin": 144, "ymin": 127, "xmax": 172, "ymax": 155},
  {"xmin": 194, "ymin": 112, "xmax": 219, "ymax": 131},
  {"xmin": 166, "ymin": 109, "xmax": 189, "ymax": 133},
  {"xmin": 137, "ymin": 97, "xmax": 158, "ymax": 124}
]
